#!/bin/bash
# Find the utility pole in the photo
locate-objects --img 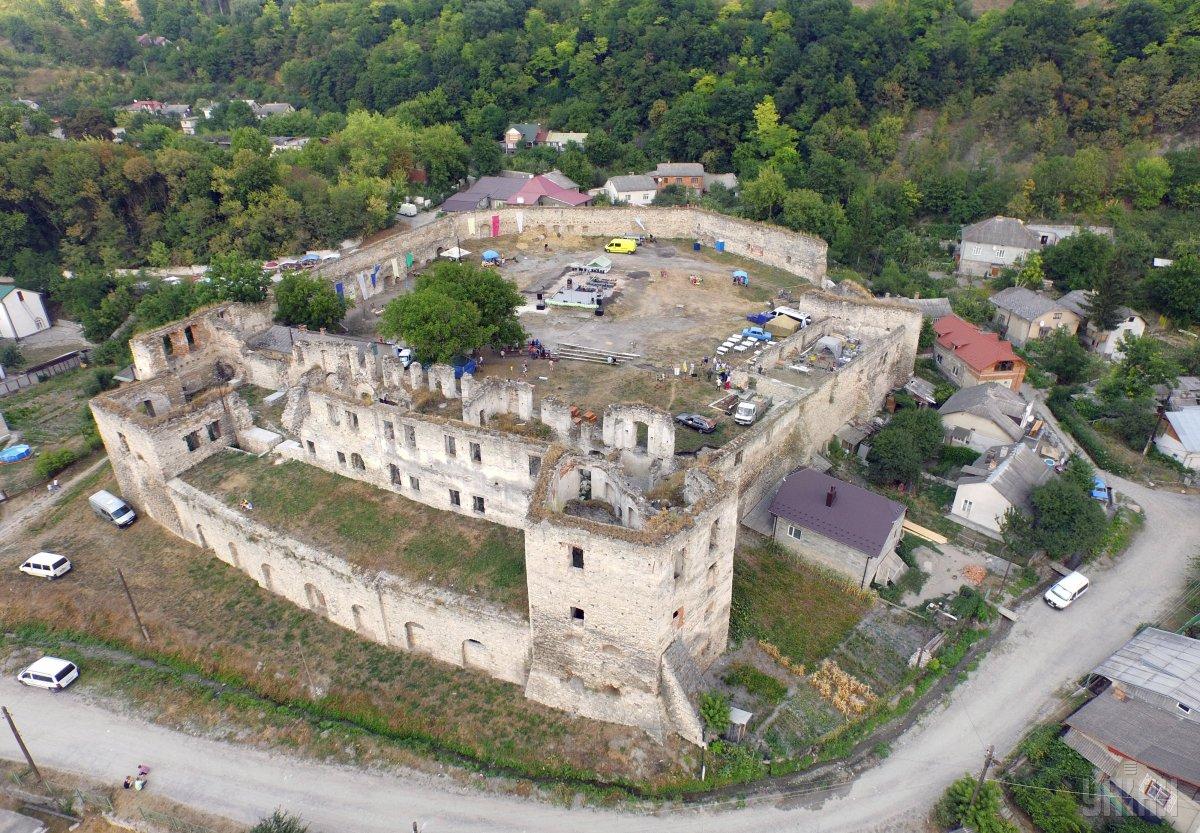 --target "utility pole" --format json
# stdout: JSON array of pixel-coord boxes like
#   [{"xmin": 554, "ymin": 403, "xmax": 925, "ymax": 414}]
[
  {"xmin": 117, "ymin": 569, "xmax": 151, "ymax": 643},
  {"xmin": 2, "ymin": 706, "xmax": 47, "ymax": 789},
  {"xmin": 970, "ymin": 745, "xmax": 996, "ymax": 805}
]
